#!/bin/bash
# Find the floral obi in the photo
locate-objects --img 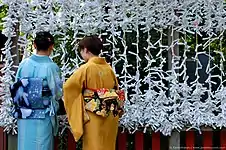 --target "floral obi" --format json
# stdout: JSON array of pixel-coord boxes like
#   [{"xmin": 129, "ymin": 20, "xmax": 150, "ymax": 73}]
[{"xmin": 83, "ymin": 88, "xmax": 125, "ymax": 117}]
